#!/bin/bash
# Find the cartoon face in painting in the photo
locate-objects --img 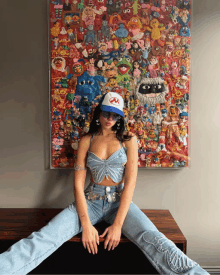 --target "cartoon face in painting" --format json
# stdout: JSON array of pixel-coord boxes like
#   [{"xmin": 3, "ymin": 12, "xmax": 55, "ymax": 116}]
[
  {"xmin": 72, "ymin": 13, "xmax": 80, "ymax": 24},
  {"xmin": 121, "ymin": 8, "xmax": 133, "ymax": 21},
  {"xmin": 75, "ymin": 71, "xmax": 105, "ymax": 102},
  {"xmin": 109, "ymin": 13, "xmax": 122, "ymax": 26},
  {"xmin": 108, "ymin": 78, "xmax": 118, "ymax": 87},
  {"xmin": 52, "ymin": 57, "xmax": 66, "ymax": 72},
  {"xmin": 134, "ymin": 77, "xmax": 169, "ymax": 106},
  {"xmin": 134, "ymin": 99, "xmax": 139, "ymax": 106},
  {"xmin": 72, "ymin": 62, "xmax": 85, "ymax": 76},
  {"xmin": 98, "ymin": 42, "xmax": 108, "ymax": 53},
  {"xmin": 129, "ymin": 42, "xmax": 142, "ymax": 60},
  {"xmin": 103, "ymin": 63, "xmax": 117, "ymax": 78},
  {"xmin": 150, "ymin": 56, "xmax": 158, "ymax": 65},
  {"xmin": 180, "ymin": 25, "xmax": 190, "ymax": 37},
  {"xmin": 150, "ymin": 18, "xmax": 159, "ymax": 28},
  {"xmin": 127, "ymin": 17, "xmax": 142, "ymax": 30},
  {"xmin": 151, "ymin": 41, "xmax": 166, "ymax": 56},
  {"xmin": 166, "ymin": 42, "xmax": 174, "ymax": 53},
  {"xmin": 138, "ymin": 82, "xmax": 165, "ymax": 95},
  {"xmin": 171, "ymin": 61, "xmax": 178, "ymax": 69},
  {"xmin": 116, "ymin": 56, "xmax": 132, "ymax": 75}
]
